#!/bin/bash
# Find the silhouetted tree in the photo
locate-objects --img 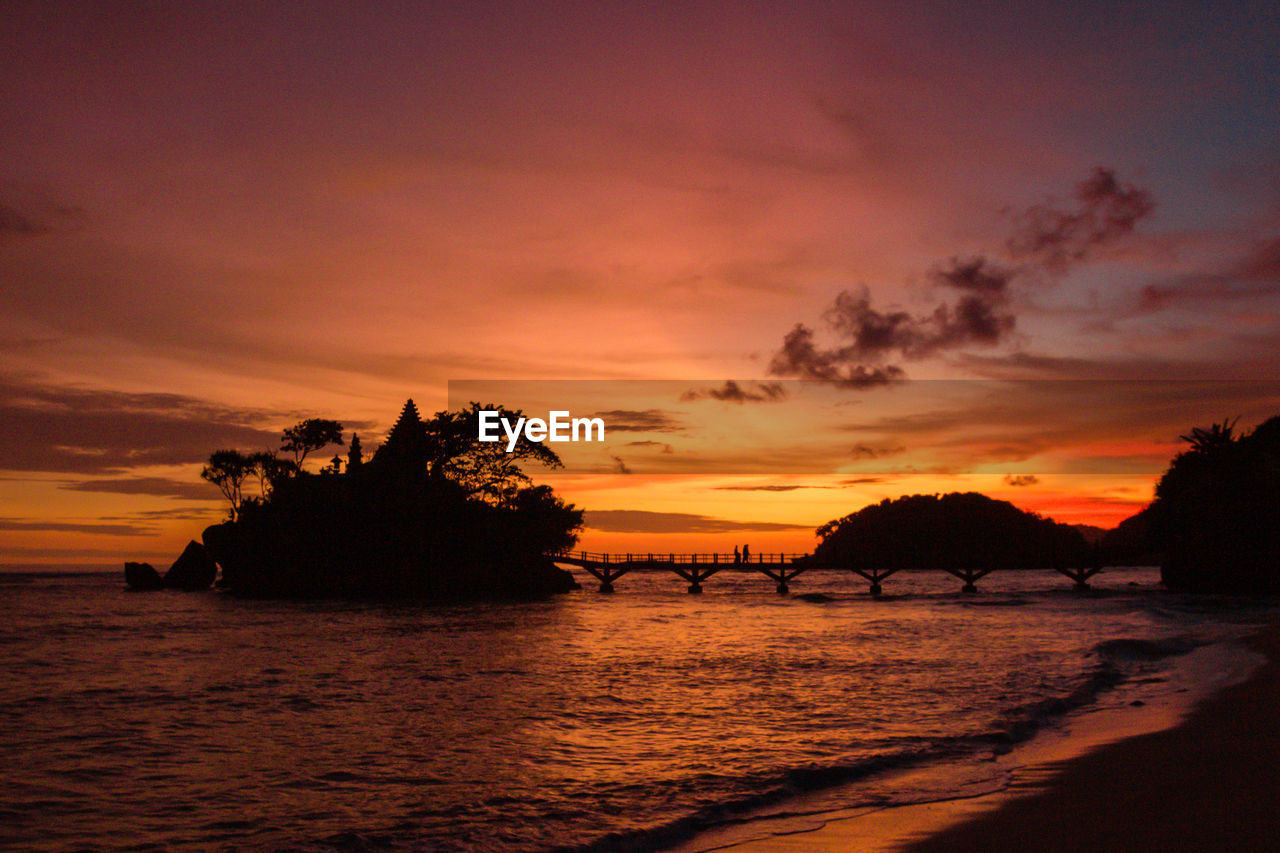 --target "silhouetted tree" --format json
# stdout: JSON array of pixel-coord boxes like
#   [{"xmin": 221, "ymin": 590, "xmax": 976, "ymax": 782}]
[
  {"xmin": 347, "ymin": 433, "xmax": 364, "ymax": 471},
  {"xmin": 419, "ymin": 402, "xmax": 563, "ymax": 505},
  {"xmin": 202, "ymin": 449, "xmax": 253, "ymax": 520},
  {"xmin": 247, "ymin": 450, "xmax": 294, "ymax": 498},
  {"xmin": 1150, "ymin": 414, "xmax": 1280, "ymax": 592},
  {"xmin": 281, "ymin": 418, "xmax": 344, "ymax": 468}
]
